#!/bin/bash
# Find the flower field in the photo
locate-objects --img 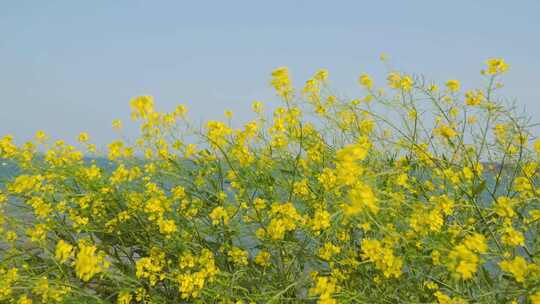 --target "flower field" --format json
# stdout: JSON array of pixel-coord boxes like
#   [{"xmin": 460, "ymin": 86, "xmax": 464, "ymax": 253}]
[{"xmin": 1, "ymin": 59, "xmax": 539, "ymax": 303}]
